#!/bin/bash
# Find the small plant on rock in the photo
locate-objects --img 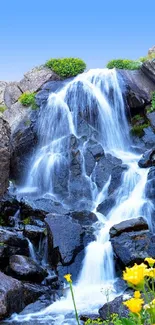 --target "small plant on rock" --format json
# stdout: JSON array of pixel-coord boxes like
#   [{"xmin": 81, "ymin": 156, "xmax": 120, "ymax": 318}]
[
  {"xmin": 18, "ymin": 92, "xmax": 38, "ymax": 110},
  {"xmin": 45, "ymin": 57, "xmax": 86, "ymax": 78},
  {"xmin": 106, "ymin": 59, "xmax": 141, "ymax": 70},
  {"xmin": 0, "ymin": 105, "xmax": 7, "ymax": 113}
]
